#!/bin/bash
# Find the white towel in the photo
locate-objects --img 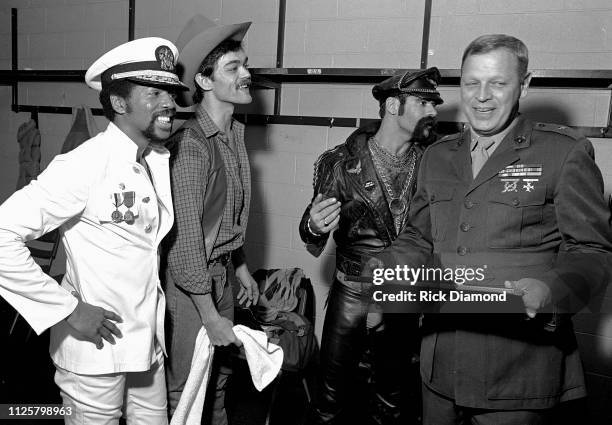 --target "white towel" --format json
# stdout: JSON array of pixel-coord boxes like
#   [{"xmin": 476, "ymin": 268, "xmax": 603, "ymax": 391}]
[{"xmin": 170, "ymin": 324, "xmax": 283, "ymax": 425}]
